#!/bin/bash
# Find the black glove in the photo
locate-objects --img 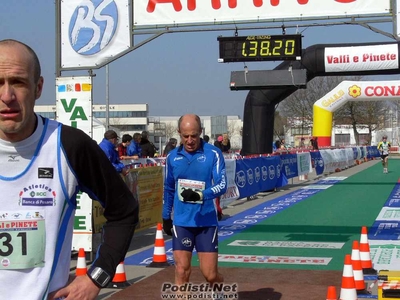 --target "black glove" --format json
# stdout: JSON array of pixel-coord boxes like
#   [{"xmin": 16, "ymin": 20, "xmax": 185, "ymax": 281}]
[
  {"xmin": 181, "ymin": 188, "xmax": 203, "ymax": 202},
  {"xmin": 163, "ymin": 219, "xmax": 173, "ymax": 236}
]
